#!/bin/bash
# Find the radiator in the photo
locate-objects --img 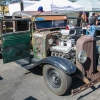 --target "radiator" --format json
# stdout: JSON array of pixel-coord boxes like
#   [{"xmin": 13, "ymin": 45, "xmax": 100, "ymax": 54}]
[{"xmin": 76, "ymin": 35, "xmax": 96, "ymax": 79}]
